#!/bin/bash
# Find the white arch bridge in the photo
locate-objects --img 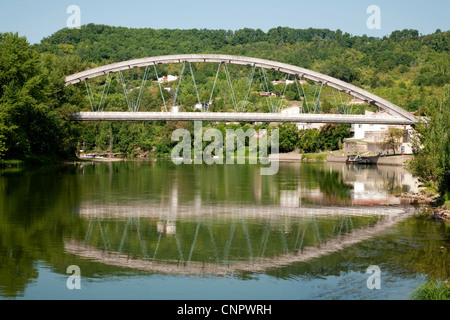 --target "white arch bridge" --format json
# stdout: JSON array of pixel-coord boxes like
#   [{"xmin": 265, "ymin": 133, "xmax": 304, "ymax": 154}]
[{"xmin": 66, "ymin": 54, "xmax": 417, "ymax": 125}]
